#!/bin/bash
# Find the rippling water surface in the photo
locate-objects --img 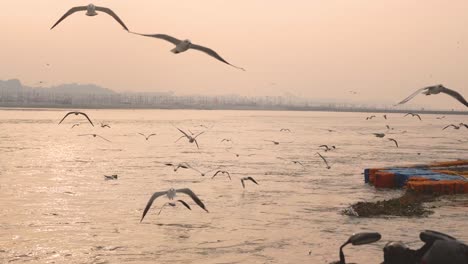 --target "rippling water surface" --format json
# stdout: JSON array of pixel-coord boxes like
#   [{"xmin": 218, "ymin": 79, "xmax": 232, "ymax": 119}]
[{"xmin": 0, "ymin": 109, "xmax": 467, "ymax": 263}]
